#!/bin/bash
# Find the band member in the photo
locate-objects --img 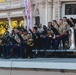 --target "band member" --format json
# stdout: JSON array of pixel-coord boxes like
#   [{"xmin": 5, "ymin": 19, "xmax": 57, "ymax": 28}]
[
  {"xmin": 22, "ymin": 29, "xmax": 31, "ymax": 42},
  {"xmin": 47, "ymin": 22, "xmax": 52, "ymax": 31},
  {"xmin": 42, "ymin": 25, "xmax": 48, "ymax": 35},
  {"xmin": 51, "ymin": 20, "xmax": 59, "ymax": 49},
  {"xmin": 46, "ymin": 30, "xmax": 52, "ymax": 49},
  {"xmin": 9, "ymin": 29, "xmax": 21, "ymax": 58},
  {"xmin": 27, "ymin": 27, "xmax": 42, "ymax": 57},
  {"xmin": 52, "ymin": 20, "xmax": 59, "ymax": 31},
  {"xmin": 21, "ymin": 29, "xmax": 29, "ymax": 58},
  {"xmin": 12, "ymin": 29, "xmax": 21, "ymax": 44},
  {"xmin": 56, "ymin": 19, "xmax": 68, "ymax": 49},
  {"xmin": 30, "ymin": 27, "xmax": 41, "ymax": 49},
  {"xmin": 25, "ymin": 27, "xmax": 37, "ymax": 58},
  {"xmin": 41, "ymin": 25, "xmax": 48, "ymax": 49},
  {"xmin": 63, "ymin": 17, "xmax": 70, "ymax": 44},
  {"xmin": 69, "ymin": 17, "xmax": 75, "ymax": 28},
  {"xmin": 2, "ymin": 31, "xmax": 12, "ymax": 58},
  {"xmin": 63, "ymin": 17, "xmax": 70, "ymax": 31}
]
